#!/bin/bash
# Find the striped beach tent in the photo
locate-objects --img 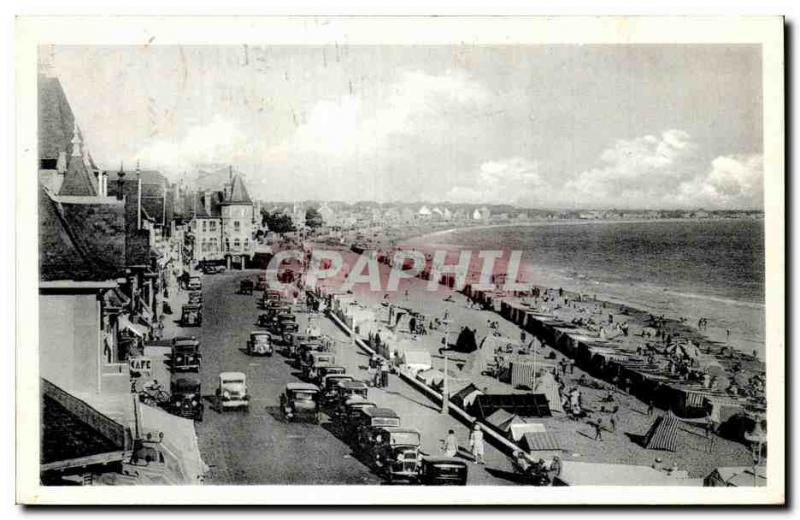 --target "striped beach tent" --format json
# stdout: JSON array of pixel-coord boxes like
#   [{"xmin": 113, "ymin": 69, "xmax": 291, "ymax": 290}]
[{"xmin": 642, "ymin": 412, "xmax": 680, "ymax": 451}]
